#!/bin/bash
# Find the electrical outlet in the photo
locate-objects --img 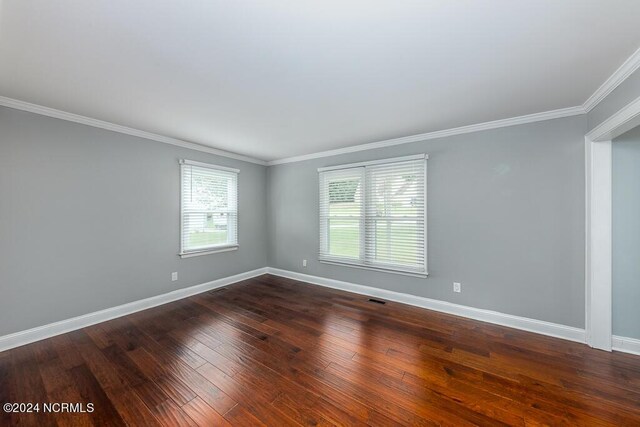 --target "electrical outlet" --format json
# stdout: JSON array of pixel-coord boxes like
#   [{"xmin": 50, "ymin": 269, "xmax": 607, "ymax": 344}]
[
  {"xmin": 453, "ymin": 282, "xmax": 461, "ymax": 293},
  {"xmin": 303, "ymin": 259, "xmax": 307, "ymax": 267},
  {"xmin": 171, "ymin": 272, "xmax": 178, "ymax": 282}
]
